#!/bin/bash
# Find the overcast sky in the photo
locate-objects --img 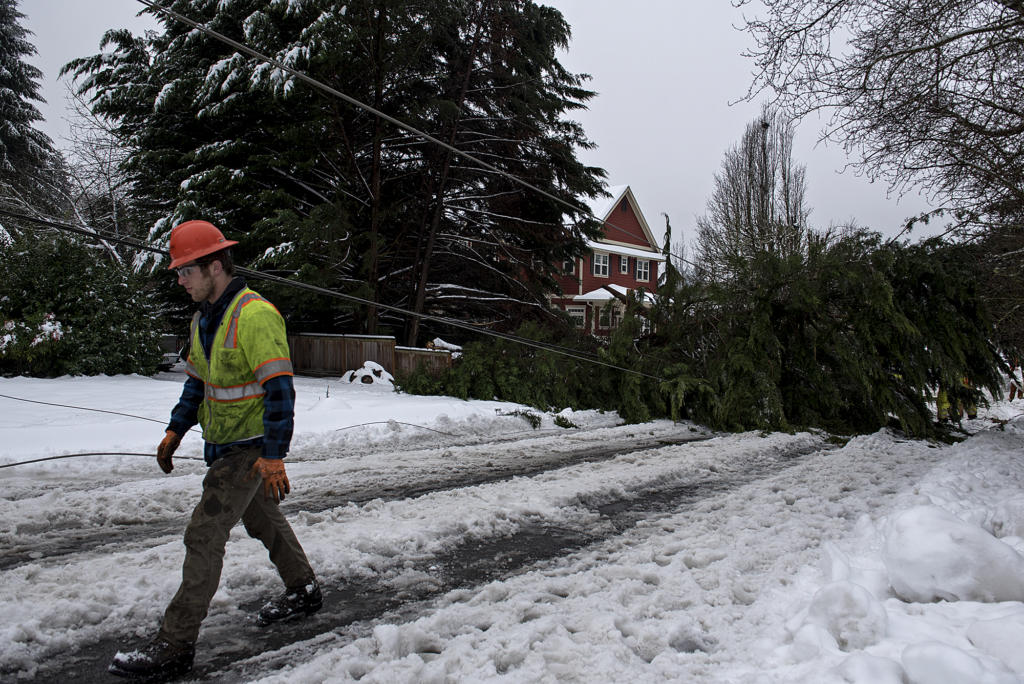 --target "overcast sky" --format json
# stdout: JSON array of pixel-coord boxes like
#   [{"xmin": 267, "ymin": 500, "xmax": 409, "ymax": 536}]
[{"xmin": 22, "ymin": 0, "xmax": 943, "ymax": 244}]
